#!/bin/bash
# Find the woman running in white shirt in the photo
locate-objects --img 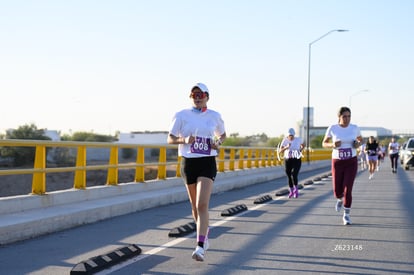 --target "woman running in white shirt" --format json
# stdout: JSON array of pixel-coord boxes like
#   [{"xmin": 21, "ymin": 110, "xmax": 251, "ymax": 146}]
[
  {"xmin": 322, "ymin": 107, "xmax": 362, "ymax": 225},
  {"xmin": 388, "ymin": 137, "xmax": 400, "ymax": 173},
  {"xmin": 279, "ymin": 128, "xmax": 304, "ymax": 198},
  {"xmin": 167, "ymin": 83, "xmax": 226, "ymax": 262}
]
